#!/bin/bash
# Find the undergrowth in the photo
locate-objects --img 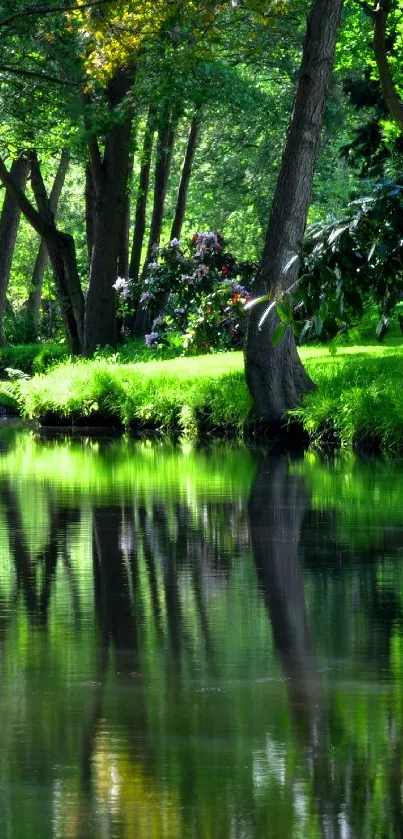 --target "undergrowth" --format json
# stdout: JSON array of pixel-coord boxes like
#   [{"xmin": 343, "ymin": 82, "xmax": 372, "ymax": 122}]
[{"xmin": 0, "ymin": 342, "xmax": 68, "ymax": 377}]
